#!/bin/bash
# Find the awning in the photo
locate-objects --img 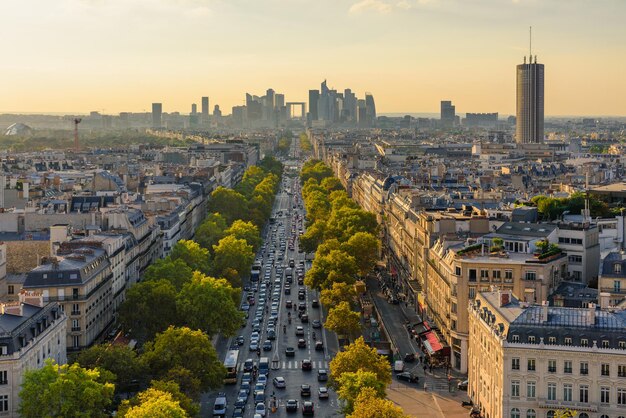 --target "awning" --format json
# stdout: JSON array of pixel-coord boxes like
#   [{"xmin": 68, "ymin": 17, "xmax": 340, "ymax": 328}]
[
  {"xmin": 390, "ymin": 266, "xmax": 398, "ymax": 276},
  {"xmin": 422, "ymin": 331, "xmax": 444, "ymax": 354}
]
